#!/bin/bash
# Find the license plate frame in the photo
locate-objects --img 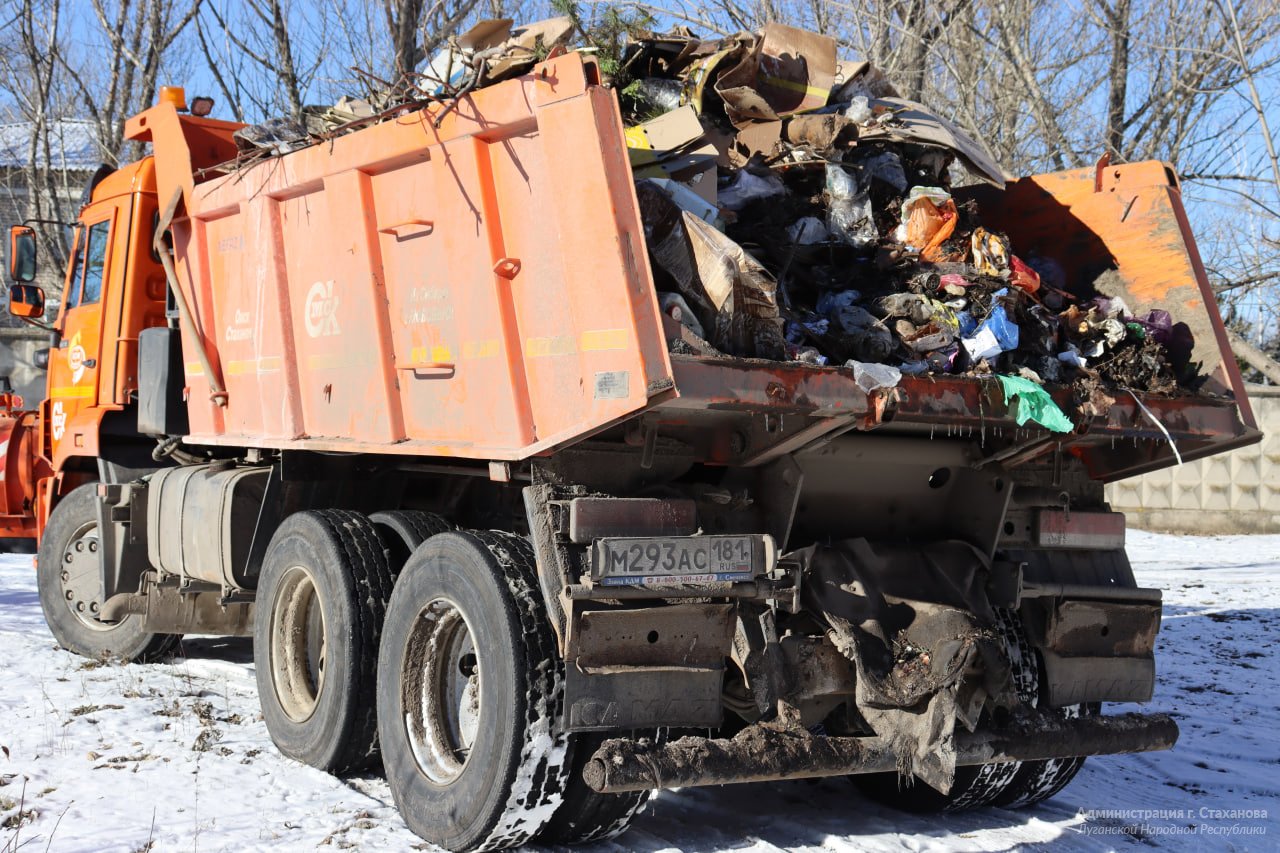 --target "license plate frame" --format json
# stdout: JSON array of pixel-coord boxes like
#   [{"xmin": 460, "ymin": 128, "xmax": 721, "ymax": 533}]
[{"xmin": 590, "ymin": 535, "xmax": 770, "ymax": 587}]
